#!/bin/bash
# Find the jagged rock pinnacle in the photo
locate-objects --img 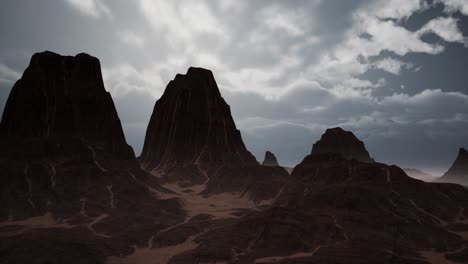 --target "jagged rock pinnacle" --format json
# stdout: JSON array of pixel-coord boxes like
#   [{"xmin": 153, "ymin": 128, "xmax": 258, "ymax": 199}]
[
  {"xmin": 439, "ymin": 147, "xmax": 468, "ymax": 185},
  {"xmin": 262, "ymin": 151, "xmax": 280, "ymax": 166}
]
